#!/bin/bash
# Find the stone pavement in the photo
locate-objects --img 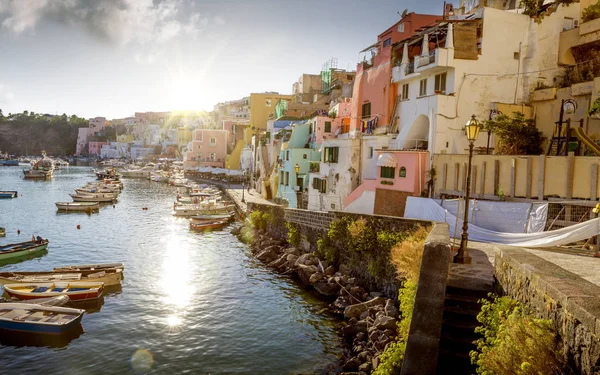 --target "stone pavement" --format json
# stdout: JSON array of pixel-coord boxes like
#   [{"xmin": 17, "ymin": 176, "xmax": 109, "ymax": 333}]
[
  {"xmin": 447, "ymin": 239, "xmax": 600, "ymax": 291},
  {"xmin": 225, "ymin": 188, "xmax": 276, "ymax": 214}
]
